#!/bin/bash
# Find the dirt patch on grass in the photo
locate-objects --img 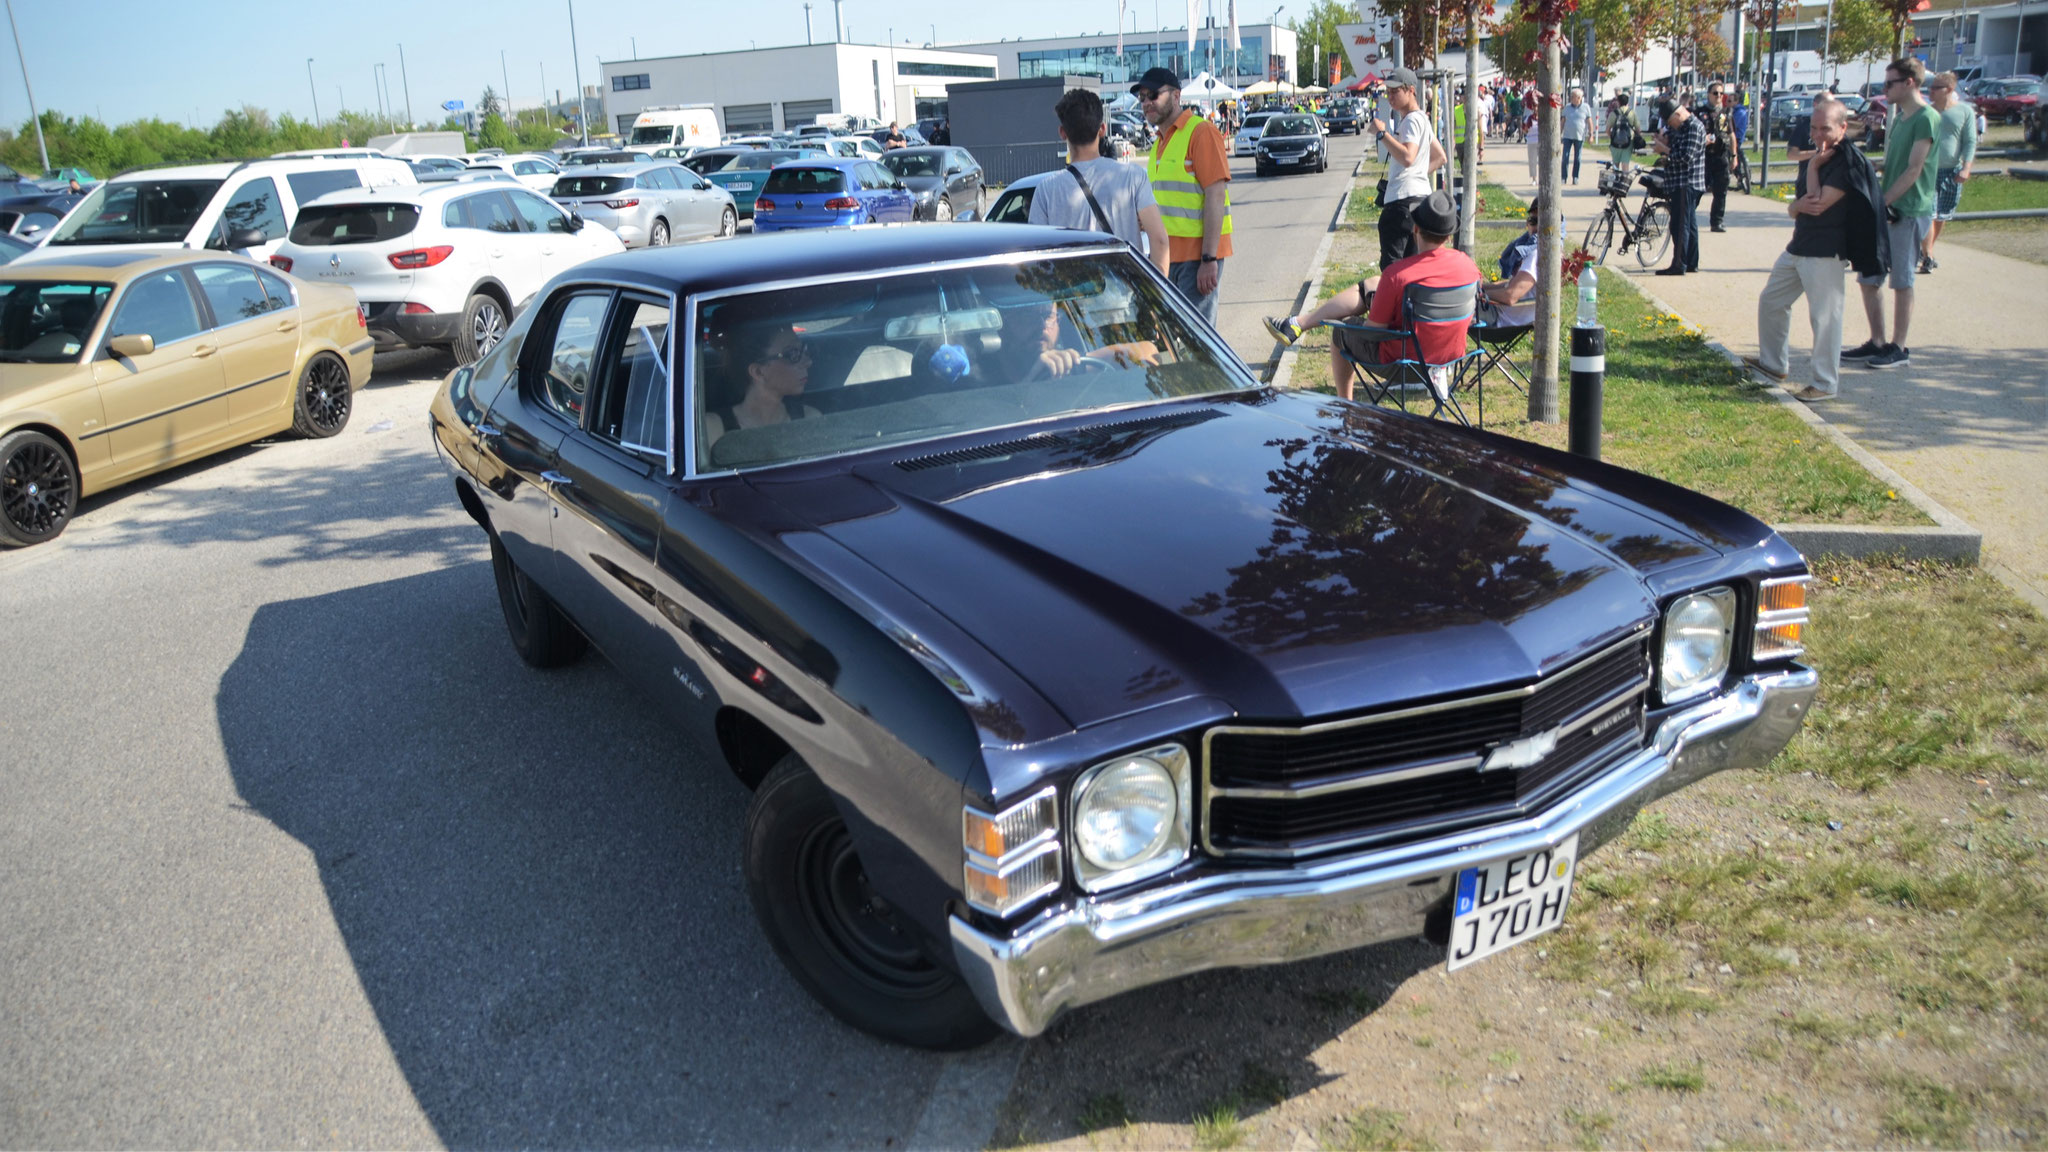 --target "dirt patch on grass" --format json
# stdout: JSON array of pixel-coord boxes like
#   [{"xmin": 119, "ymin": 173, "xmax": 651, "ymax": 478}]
[{"xmin": 992, "ymin": 560, "xmax": 2047, "ymax": 1151}]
